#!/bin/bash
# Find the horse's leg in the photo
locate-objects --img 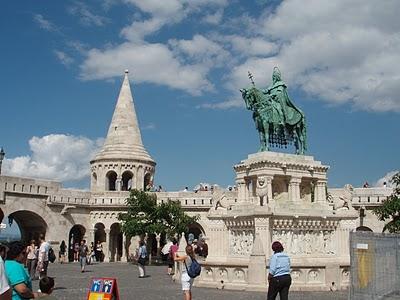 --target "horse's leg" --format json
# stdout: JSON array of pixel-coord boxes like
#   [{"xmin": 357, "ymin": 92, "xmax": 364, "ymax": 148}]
[
  {"xmin": 294, "ymin": 124, "xmax": 305, "ymax": 155},
  {"xmin": 264, "ymin": 122, "xmax": 269, "ymax": 151},
  {"xmin": 259, "ymin": 129, "xmax": 266, "ymax": 152}
]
